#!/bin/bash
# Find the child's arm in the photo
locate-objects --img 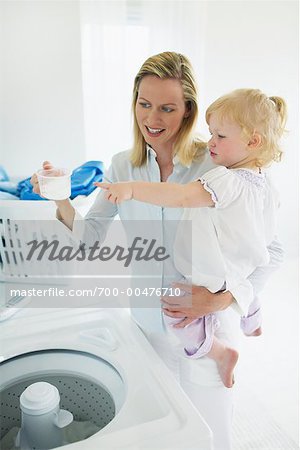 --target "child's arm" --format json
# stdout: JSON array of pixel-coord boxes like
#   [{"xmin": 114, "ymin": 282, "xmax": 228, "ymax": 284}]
[{"xmin": 94, "ymin": 181, "xmax": 214, "ymax": 208}]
